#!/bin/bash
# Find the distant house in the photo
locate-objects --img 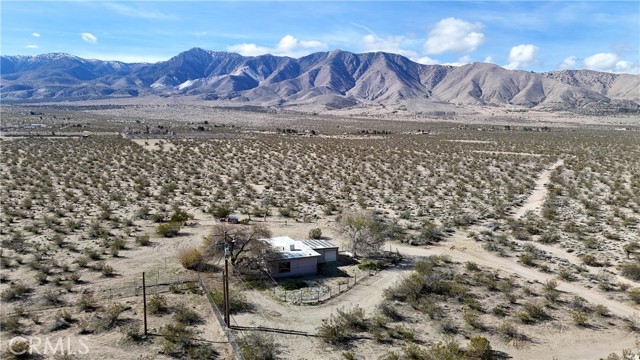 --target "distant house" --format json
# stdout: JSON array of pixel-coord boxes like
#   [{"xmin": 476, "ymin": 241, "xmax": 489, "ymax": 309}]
[{"xmin": 263, "ymin": 237, "xmax": 338, "ymax": 278}]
